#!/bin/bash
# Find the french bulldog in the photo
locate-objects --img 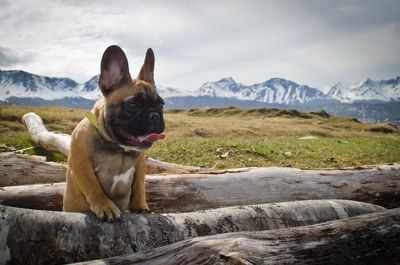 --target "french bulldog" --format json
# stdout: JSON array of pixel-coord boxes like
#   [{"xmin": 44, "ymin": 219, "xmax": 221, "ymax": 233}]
[{"xmin": 62, "ymin": 45, "xmax": 165, "ymax": 221}]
